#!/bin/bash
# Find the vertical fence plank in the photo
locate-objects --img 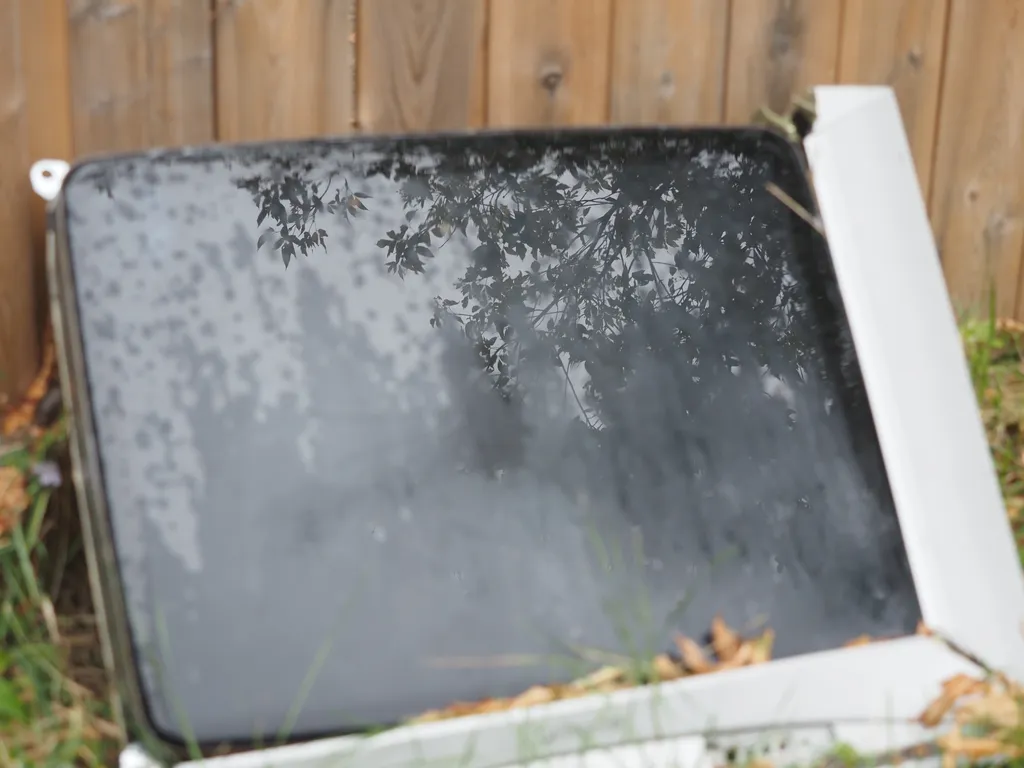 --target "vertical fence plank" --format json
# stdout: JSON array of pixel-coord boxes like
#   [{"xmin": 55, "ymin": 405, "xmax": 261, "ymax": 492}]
[
  {"xmin": 215, "ymin": 0, "xmax": 353, "ymax": 142},
  {"xmin": 0, "ymin": 0, "xmax": 38, "ymax": 403},
  {"xmin": 19, "ymin": 0, "xmax": 73, "ymax": 335},
  {"xmin": 358, "ymin": 0, "xmax": 486, "ymax": 132},
  {"xmin": 68, "ymin": 0, "xmax": 215, "ymax": 155},
  {"xmin": 929, "ymin": 0, "xmax": 1024, "ymax": 317},
  {"xmin": 724, "ymin": 0, "xmax": 843, "ymax": 123},
  {"xmin": 488, "ymin": 0, "xmax": 613, "ymax": 128},
  {"xmin": 148, "ymin": 0, "xmax": 216, "ymax": 146},
  {"xmin": 609, "ymin": 0, "xmax": 729, "ymax": 124},
  {"xmin": 838, "ymin": 0, "xmax": 949, "ymax": 197},
  {"xmin": 67, "ymin": 0, "xmax": 146, "ymax": 154}
]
